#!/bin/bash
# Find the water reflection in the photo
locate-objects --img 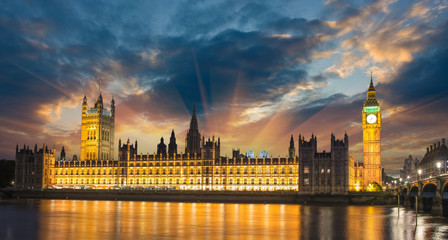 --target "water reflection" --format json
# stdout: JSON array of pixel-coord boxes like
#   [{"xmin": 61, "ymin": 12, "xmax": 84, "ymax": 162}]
[{"xmin": 0, "ymin": 200, "xmax": 447, "ymax": 240}]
